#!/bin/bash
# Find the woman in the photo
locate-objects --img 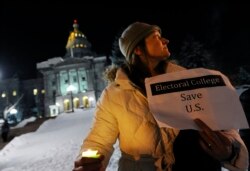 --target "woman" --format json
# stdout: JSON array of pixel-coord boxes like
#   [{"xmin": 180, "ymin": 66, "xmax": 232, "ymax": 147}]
[{"xmin": 73, "ymin": 22, "xmax": 248, "ymax": 171}]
